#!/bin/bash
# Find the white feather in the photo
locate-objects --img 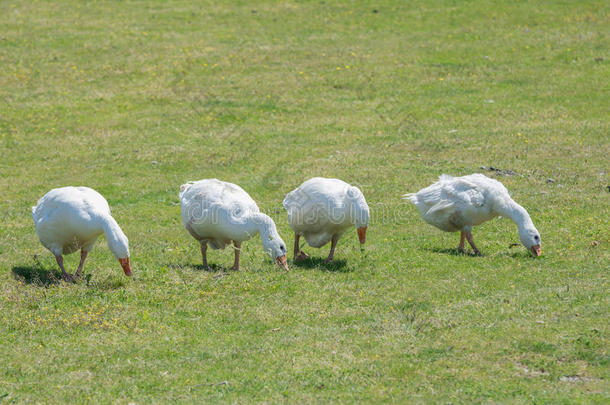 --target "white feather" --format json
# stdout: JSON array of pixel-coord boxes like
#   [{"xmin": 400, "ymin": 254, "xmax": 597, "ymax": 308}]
[
  {"xmin": 283, "ymin": 177, "xmax": 369, "ymax": 248},
  {"xmin": 180, "ymin": 179, "xmax": 287, "ymax": 260},
  {"xmin": 405, "ymin": 173, "xmax": 541, "ymax": 250},
  {"xmin": 32, "ymin": 186, "xmax": 129, "ymax": 259}
]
